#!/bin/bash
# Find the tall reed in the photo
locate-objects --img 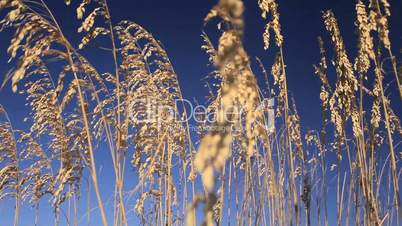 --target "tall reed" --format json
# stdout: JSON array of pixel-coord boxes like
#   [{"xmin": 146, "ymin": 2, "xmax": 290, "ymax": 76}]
[{"xmin": 0, "ymin": 0, "xmax": 400, "ymax": 225}]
